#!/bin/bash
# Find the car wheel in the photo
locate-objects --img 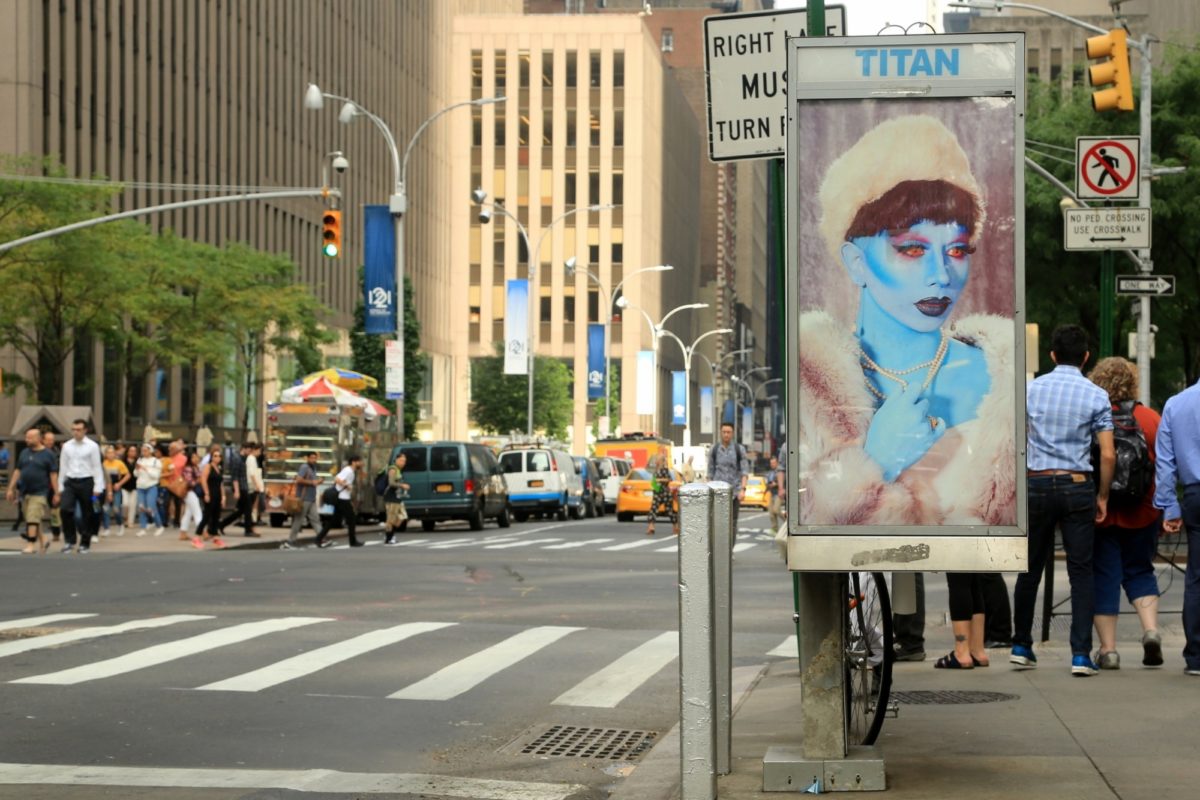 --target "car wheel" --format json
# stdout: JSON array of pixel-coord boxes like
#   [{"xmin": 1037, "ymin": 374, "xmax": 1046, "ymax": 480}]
[
  {"xmin": 584, "ymin": 497, "xmax": 595, "ymax": 518},
  {"xmin": 556, "ymin": 505, "xmax": 568, "ymax": 522},
  {"xmin": 617, "ymin": 511, "xmax": 633, "ymax": 522},
  {"xmin": 496, "ymin": 506, "xmax": 511, "ymax": 528},
  {"xmin": 513, "ymin": 510, "xmax": 528, "ymax": 523},
  {"xmin": 594, "ymin": 497, "xmax": 604, "ymax": 517},
  {"xmin": 421, "ymin": 519, "xmax": 437, "ymax": 532},
  {"xmin": 468, "ymin": 507, "xmax": 484, "ymax": 531}
]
